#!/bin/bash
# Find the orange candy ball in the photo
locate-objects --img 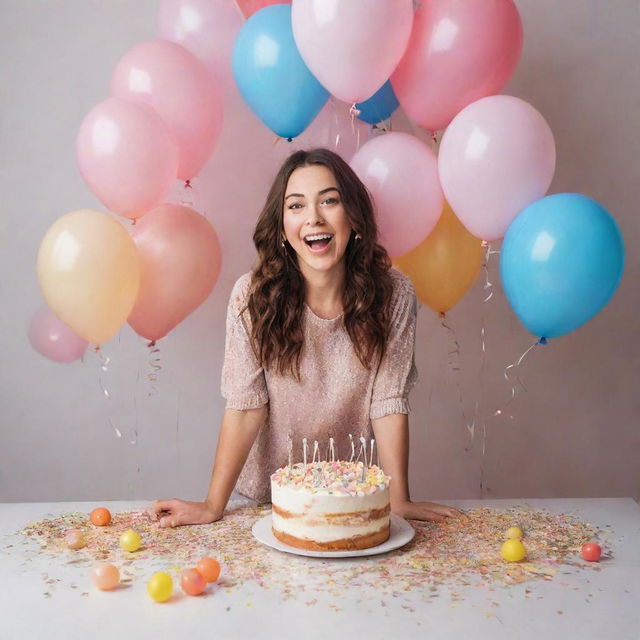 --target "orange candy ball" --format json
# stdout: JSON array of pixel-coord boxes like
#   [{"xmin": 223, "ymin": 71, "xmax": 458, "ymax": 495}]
[
  {"xmin": 90, "ymin": 507, "xmax": 111, "ymax": 526},
  {"xmin": 196, "ymin": 557, "xmax": 221, "ymax": 583},
  {"xmin": 180, "ymin": 568, "xmax": 207, "ymax": 596},
  {"xmin": 91, "ymin": 563, "xmax": 120, "ymax": 590}
]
